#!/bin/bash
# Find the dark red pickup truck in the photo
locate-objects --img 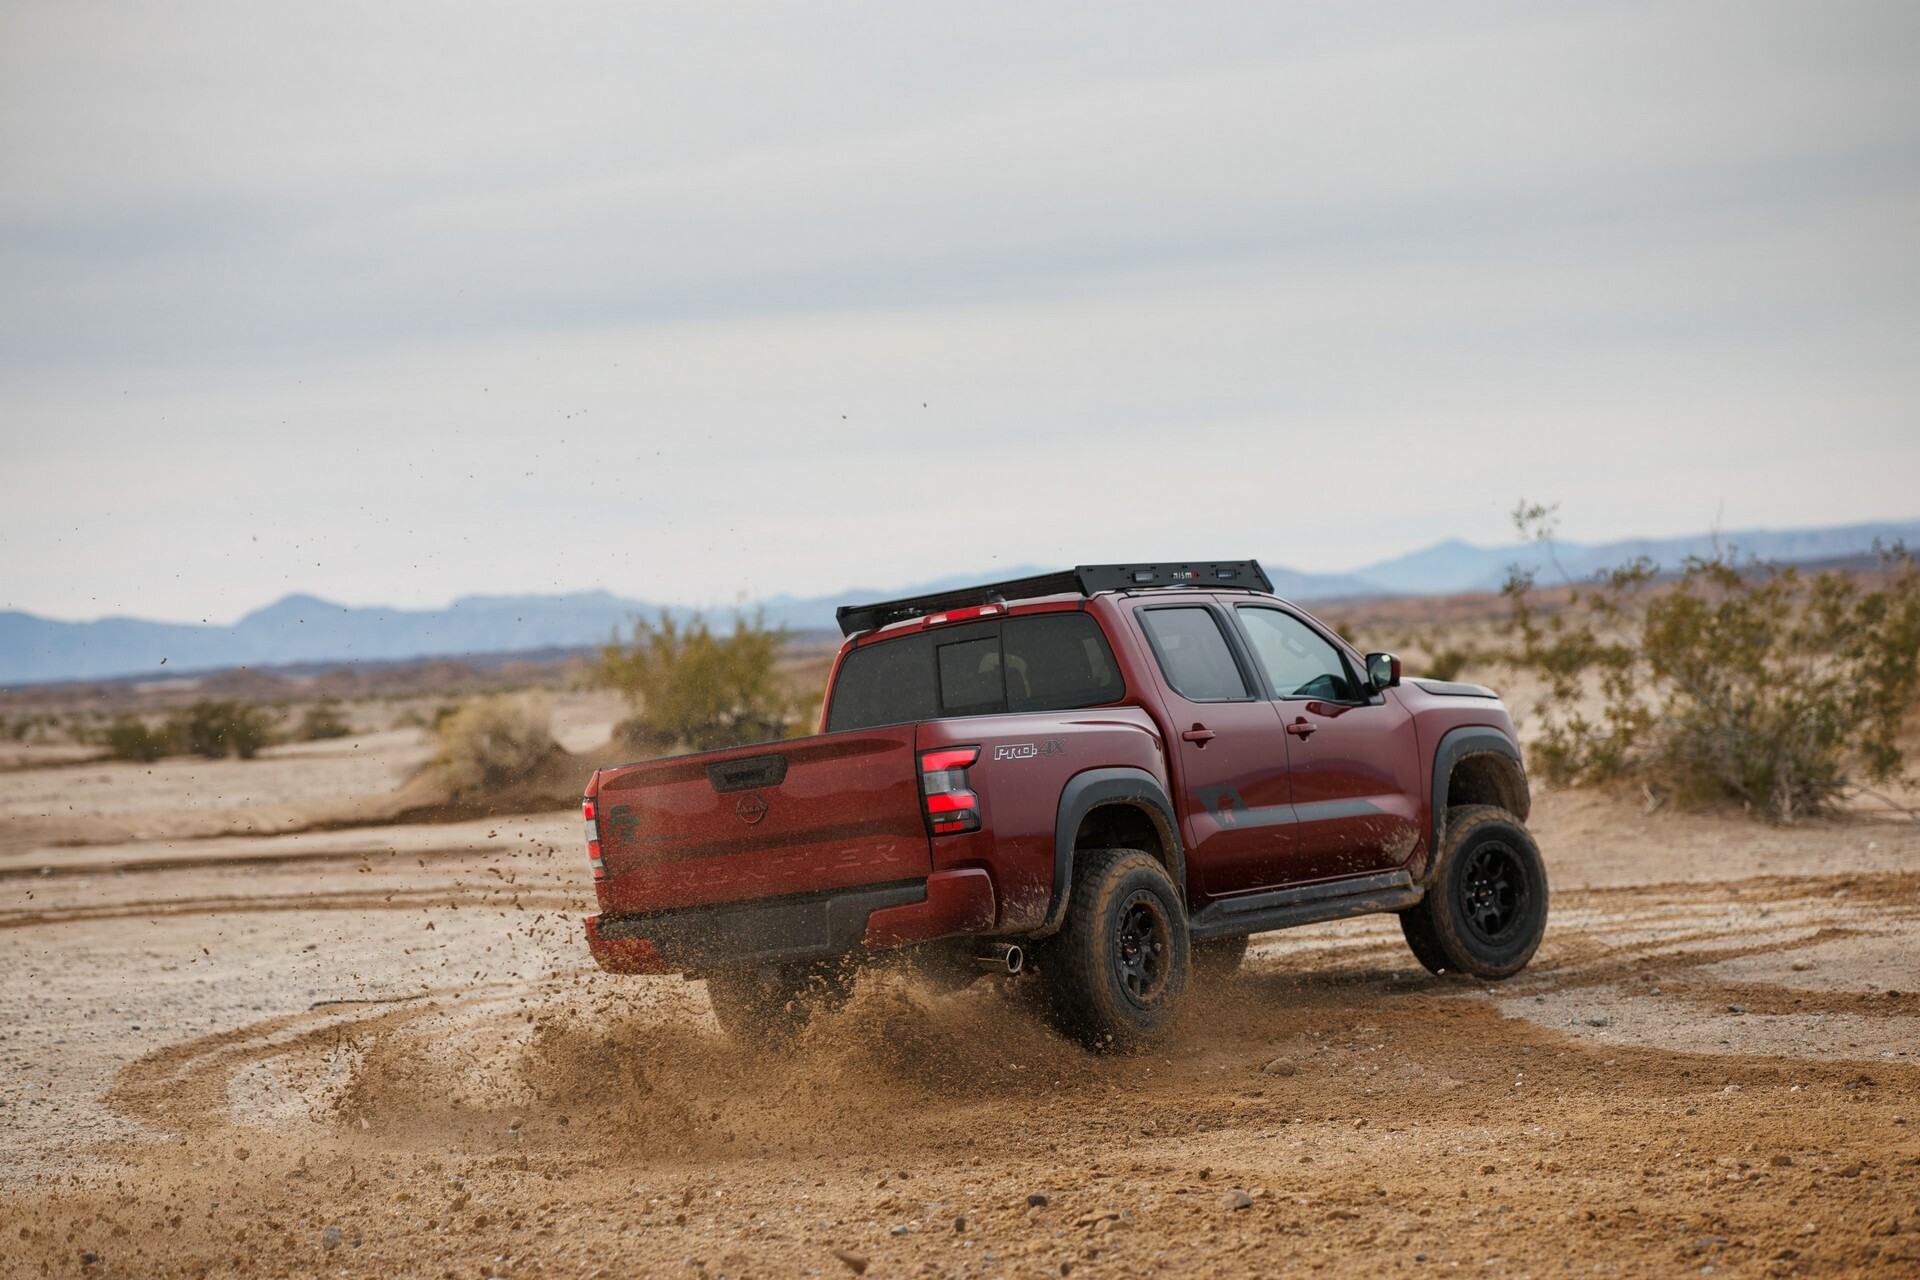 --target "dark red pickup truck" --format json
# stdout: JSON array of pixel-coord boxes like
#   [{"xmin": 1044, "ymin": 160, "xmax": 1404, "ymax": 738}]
[{"xmin": 581, "ymin": 562, "xmax": 1545, "ymax": 1049}]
